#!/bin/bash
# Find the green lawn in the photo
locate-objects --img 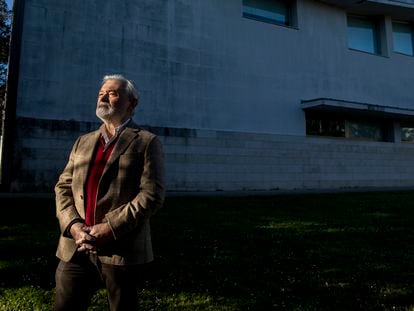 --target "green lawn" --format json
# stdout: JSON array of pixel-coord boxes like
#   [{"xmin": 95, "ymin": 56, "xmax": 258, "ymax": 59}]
[{"xmin": 1, "ymin": 191, "xmax": 414, "ymax": 310}]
